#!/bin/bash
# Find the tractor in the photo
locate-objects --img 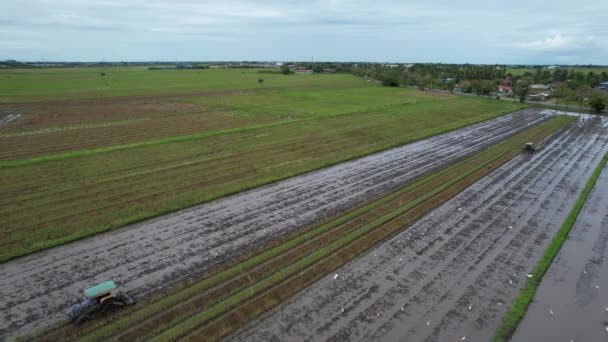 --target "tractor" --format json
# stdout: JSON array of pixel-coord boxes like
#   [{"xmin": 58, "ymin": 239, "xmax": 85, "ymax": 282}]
[
  {"xmin": 523, "ymin": 142, "xmax": 535, "ymax": 154},
  {"xmin": 68, "ymin": 280, "xmax": 135, "ymax": 324}
]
